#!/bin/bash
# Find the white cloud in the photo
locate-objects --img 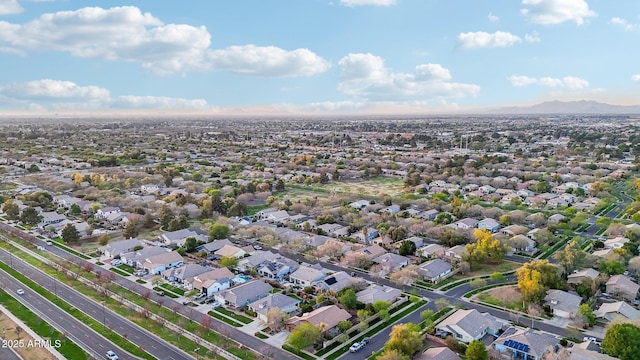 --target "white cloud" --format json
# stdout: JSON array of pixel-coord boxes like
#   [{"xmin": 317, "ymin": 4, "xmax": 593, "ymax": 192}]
[
  {"xmin": 0, "ymin": 6, "xmax": 330, "ymax": 76},
  {"xmin": 488, "ymin": 12, "xmax": 499, "ymax": 22},
  {"xmin": 0, "ymin": 0, "xmax": 23, "ymax": 15},
  {"xmin": 206, "ymin": 45, "xmax": 330, "ymax": 77},
  {"xmin": 0, "ymin": 79, "xmax": 110, "ymax": 101},
  {"xmin": 525, "ymin": 31, "xmax": 542, "ymax": 42},
  {"xmin": 340, "ymin": 0, "xmax": 396, "ymax": 7},
  {"xmin": 610, "ymin": 17, "xmax": 640, "ymax": 31},
  {"xmin": 0, "ymin": 79, "xmax": 209, "ymax": 109},
  {"xmin": 456, "ymin": 31, "xmax": 522, "ymax": 49},
  {"xmin": 632, "ymin": 74, "xmax": 640, "ymax": 83},
  {"xmin": 508, "ymin": 74, "xmax": 589, "ymax": 89},
  {"xmin": 337, "ymin": 53, "xmax": 479, "ymax": 102},
  {"xmin": 521, "ymin": 0, "xmax": 596, "ymax": 25}
]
